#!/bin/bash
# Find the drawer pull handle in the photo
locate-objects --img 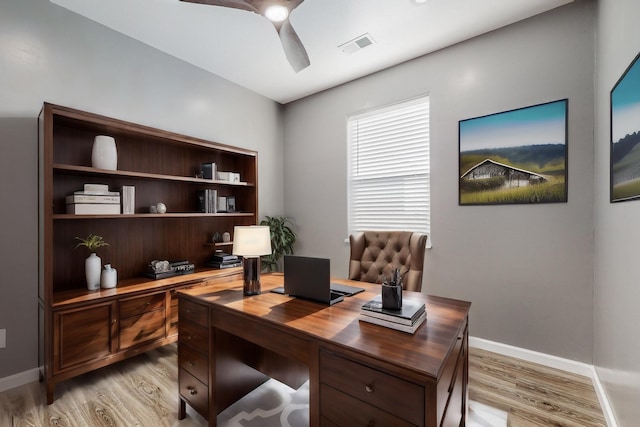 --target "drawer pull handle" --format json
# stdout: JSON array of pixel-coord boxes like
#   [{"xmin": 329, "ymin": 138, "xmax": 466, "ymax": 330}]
[
  {"xmin": 187, "ymin": 385, "xmax": 197, "ymax": 396},
  {"xmin": 365, "ymin": 384, "xmax": 374, "ymax": 393}
]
